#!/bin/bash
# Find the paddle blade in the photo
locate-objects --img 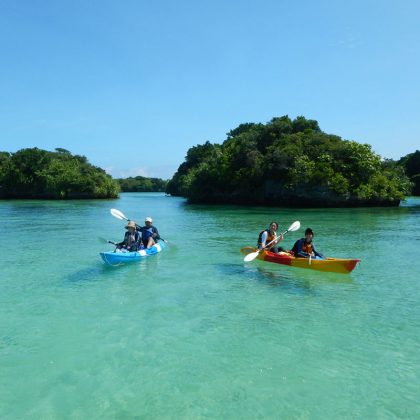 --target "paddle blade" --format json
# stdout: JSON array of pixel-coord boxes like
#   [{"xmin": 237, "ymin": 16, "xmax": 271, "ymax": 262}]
[
  {"xmin": 110, "ymin": 208, "xmax": 128, "ymax": 221},
  {"xmin": 286, "ymin": 220, "xmax": 300, "ymax": 233},
  {"xmin": 244, "ymin": 251, "xmax": 260, "ymax": 262}
]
